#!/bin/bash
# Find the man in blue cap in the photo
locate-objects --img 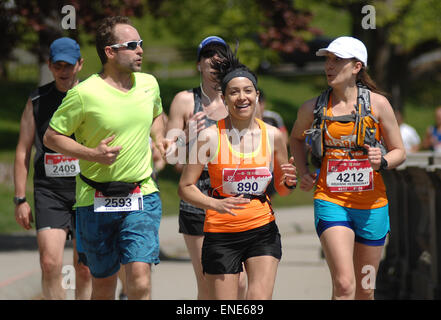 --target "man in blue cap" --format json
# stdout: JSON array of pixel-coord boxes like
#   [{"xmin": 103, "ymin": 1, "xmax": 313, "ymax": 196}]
[{"xmin": 13, "ymin": 37, "xmax": 91, "ymax": 299}]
